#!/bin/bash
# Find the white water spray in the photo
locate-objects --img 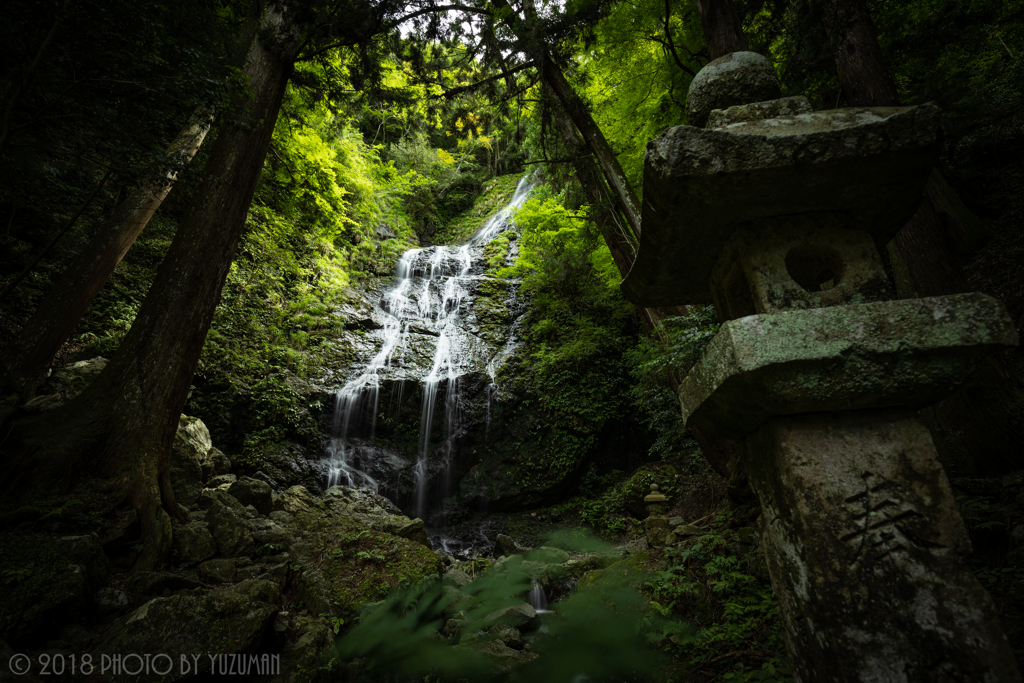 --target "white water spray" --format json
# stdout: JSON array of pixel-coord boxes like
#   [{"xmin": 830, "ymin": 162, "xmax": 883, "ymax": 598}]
[{"xmin": 325, "ymin": 176, "xmax": 535, "ymax": 515}]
